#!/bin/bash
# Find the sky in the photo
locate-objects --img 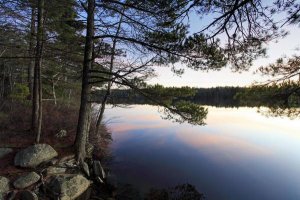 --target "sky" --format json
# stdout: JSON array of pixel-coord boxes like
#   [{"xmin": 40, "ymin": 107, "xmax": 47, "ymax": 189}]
[{"xmin": 148, "ymin": 22, "xmax": 300, "ymax": 88}]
